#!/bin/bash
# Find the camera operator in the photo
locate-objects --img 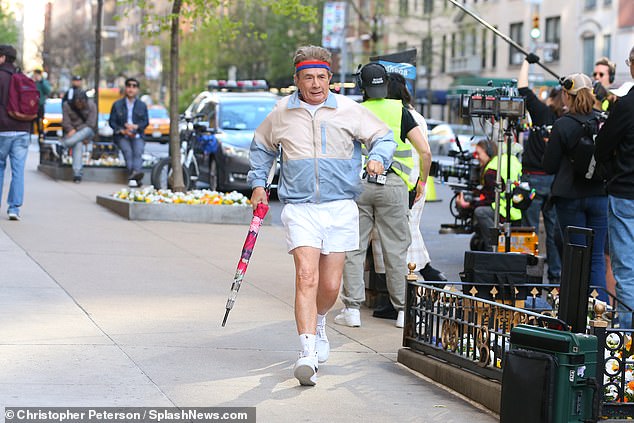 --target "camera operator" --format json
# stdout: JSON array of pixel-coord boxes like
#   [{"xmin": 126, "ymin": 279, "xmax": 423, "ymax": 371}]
[
  {"xmin": 518, "ymin": 55, "xmax": 565, "ymax": 284},
  {"xmin": 542, "ymin": 73, "xmax": 608, "ymax": 302},
  {"xmin": 456, "ymin": 139, "xmax": 523, "ymax": 251}
]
